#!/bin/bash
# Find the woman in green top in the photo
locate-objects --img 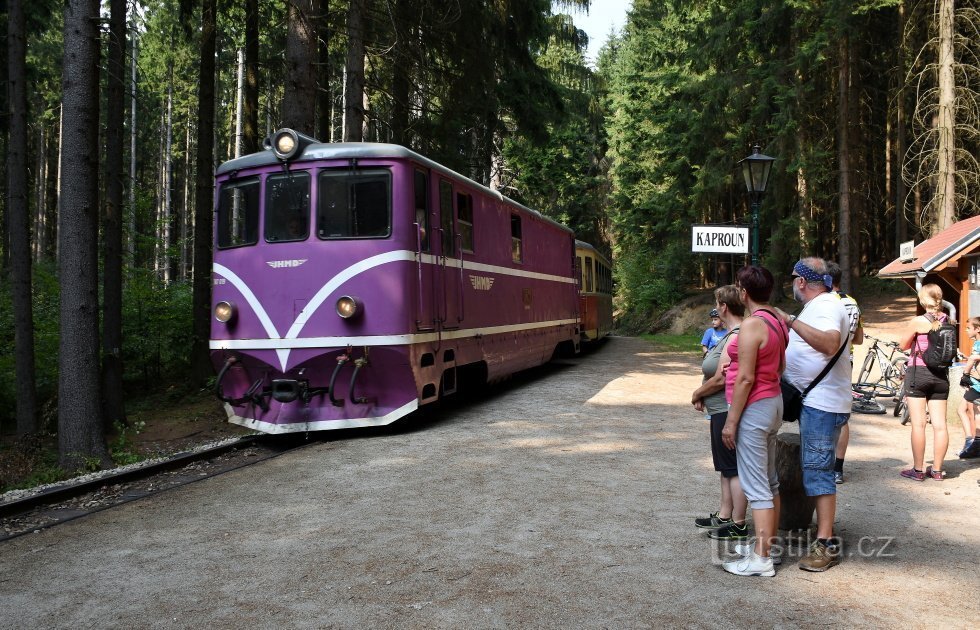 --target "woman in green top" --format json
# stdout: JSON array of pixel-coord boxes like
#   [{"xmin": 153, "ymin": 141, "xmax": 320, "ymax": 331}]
[{"xmin": 691, "ymin": 285, "xmax": 746, "ymax": 536}]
